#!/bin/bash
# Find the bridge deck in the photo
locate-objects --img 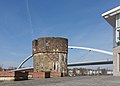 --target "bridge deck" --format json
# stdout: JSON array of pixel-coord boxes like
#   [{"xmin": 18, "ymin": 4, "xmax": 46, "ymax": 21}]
[{"xmin": 68, "ymin": 60, "xmax": 113, "ymax": 67}]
